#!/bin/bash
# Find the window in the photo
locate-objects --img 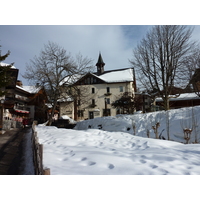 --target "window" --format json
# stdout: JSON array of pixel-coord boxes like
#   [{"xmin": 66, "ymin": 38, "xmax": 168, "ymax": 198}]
[
  {"xmin": 78, "ymin": 100, "xmax": 81, "ymax": 106},
  {"xmin": 87, "ymin": 77, "xmax": 90, "ymax": 84},
  {"xmin": 119, "ymin": 86, "xmax": 123, "ymax": 92},
  {"xmin": 78, "ymin": 110, "xmax": 84, "ymax": 117},
  {"xmin": 116, "ymin": 108, "xmax": 120, "ymax": 115},
  {"xmin": 68, "ymin": 89, "xmax": 72, "ymax": 95},
  {"xmin": 103, "ymin": 109, "xmax": 111, "ymax": 116},
  {"xmin": 106, "ymin": 87, "xmax": 110, "ymax": 93},
  {"xmin": 92, "ymin": 99, "xmax": 95, "ymax": 105},
  {"xmin": 92, "ymin": 88, "xmax": 95, "ymax": 93},
  {"xmin": 106, "ymin": 98, "xmax": 110, "ymax": 104}
]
